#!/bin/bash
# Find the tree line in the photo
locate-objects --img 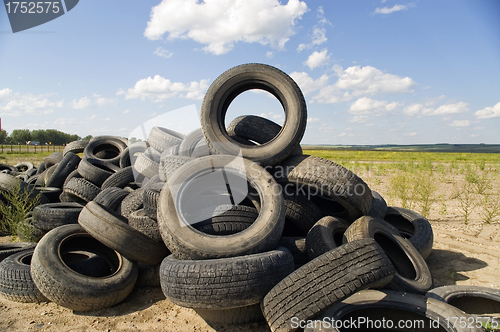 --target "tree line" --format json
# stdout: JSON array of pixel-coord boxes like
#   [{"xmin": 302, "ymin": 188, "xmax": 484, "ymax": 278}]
[{"xmin": 0, "ymin": 129, "xmax": 90, "ymax": 145}]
